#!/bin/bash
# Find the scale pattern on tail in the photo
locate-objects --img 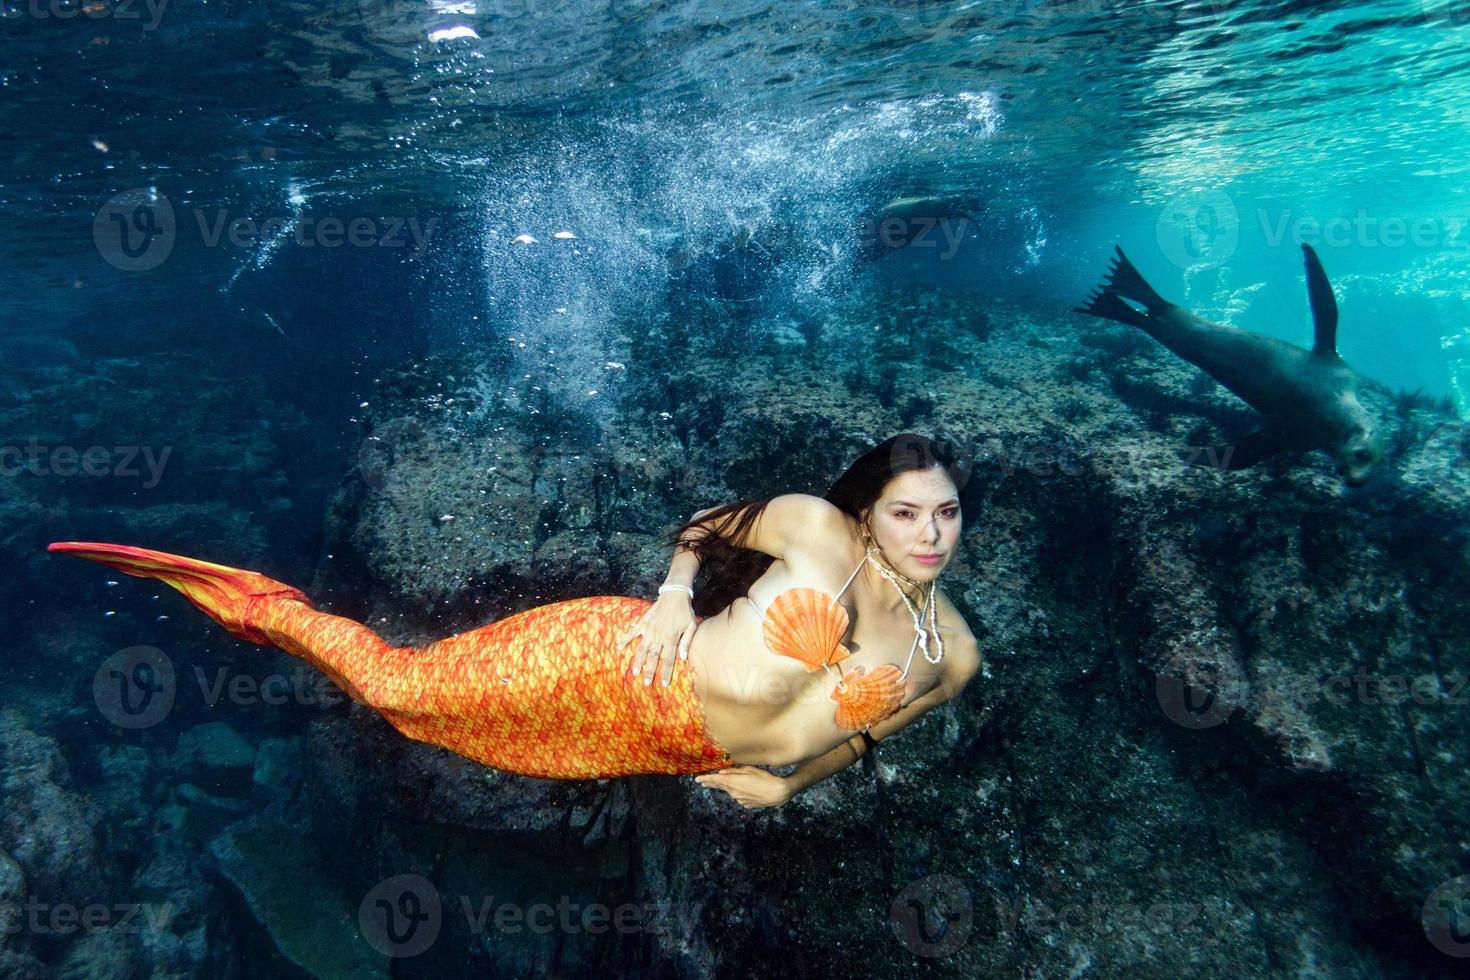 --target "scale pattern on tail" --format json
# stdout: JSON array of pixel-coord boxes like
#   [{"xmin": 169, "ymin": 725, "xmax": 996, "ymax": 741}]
[
  {"xmin": 50, "ymin": 541, "xmax": 734, "ymax": 780},
  {"xmin": 253, "ymin": 594, "xmax": 736, "ymax": 779}
]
